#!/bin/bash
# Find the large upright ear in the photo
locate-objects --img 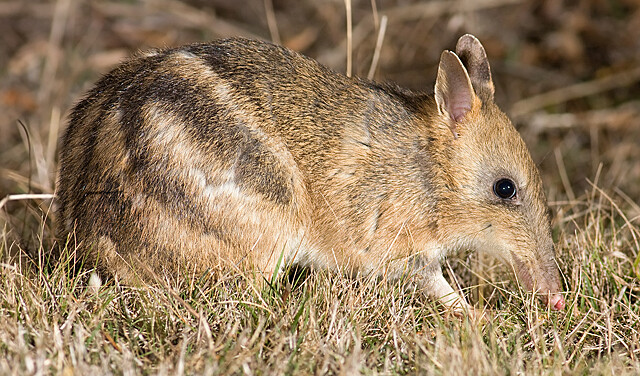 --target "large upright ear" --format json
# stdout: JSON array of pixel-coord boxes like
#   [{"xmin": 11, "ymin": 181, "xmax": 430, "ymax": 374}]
[
  {"xmin": 435, "ymin": 50, "xmax": 475, "ymax": 137},
  {"xmin": 455, "ymin": 34, "xmax": 495, "ymax": 101}
]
